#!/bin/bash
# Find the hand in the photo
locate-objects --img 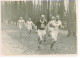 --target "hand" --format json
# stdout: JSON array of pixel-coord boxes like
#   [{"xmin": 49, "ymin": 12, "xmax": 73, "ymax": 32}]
[
  {"xmin": 49, "ymin": 24, "xmax": 55, "ymax": 28},
  {"xmin": 61, "ymin": 26, "xmax": 64, "ymax": 29}
]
